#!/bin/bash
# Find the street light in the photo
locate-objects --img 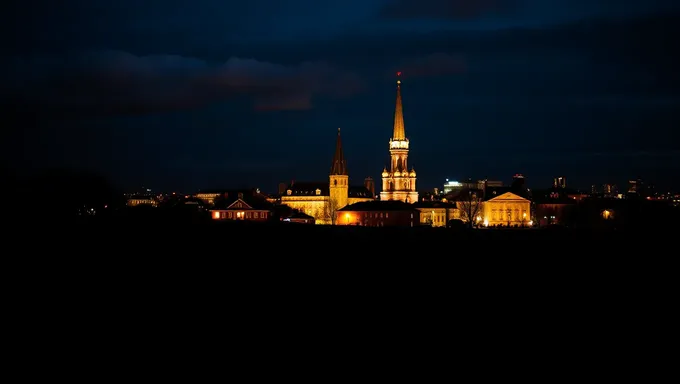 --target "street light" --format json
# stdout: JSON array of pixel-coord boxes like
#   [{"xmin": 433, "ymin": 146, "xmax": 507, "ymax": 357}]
[{"xmin": 345, "ymin": 213, "xmax": 349, "ymax": 225}]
